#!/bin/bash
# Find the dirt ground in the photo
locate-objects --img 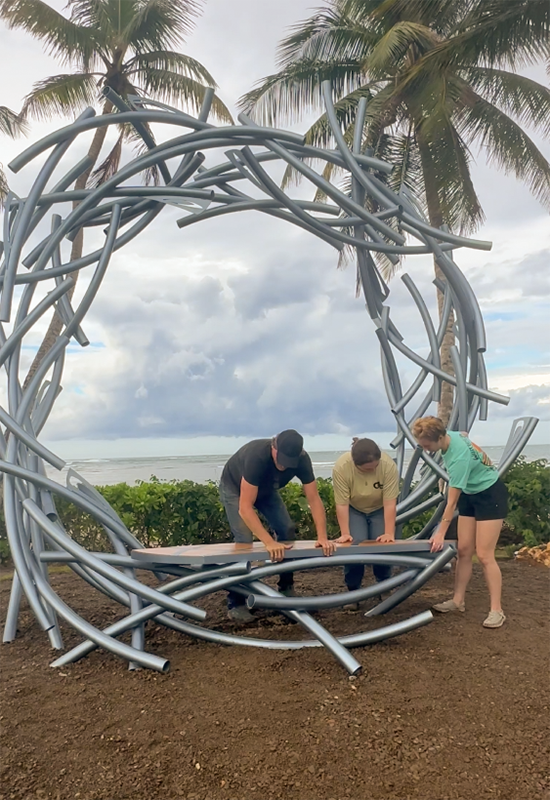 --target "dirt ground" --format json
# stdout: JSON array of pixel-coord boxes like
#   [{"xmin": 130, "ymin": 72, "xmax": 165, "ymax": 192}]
[{"xmin": 1, "ymin": 559, "xmax": 549, "ymax": 800}]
